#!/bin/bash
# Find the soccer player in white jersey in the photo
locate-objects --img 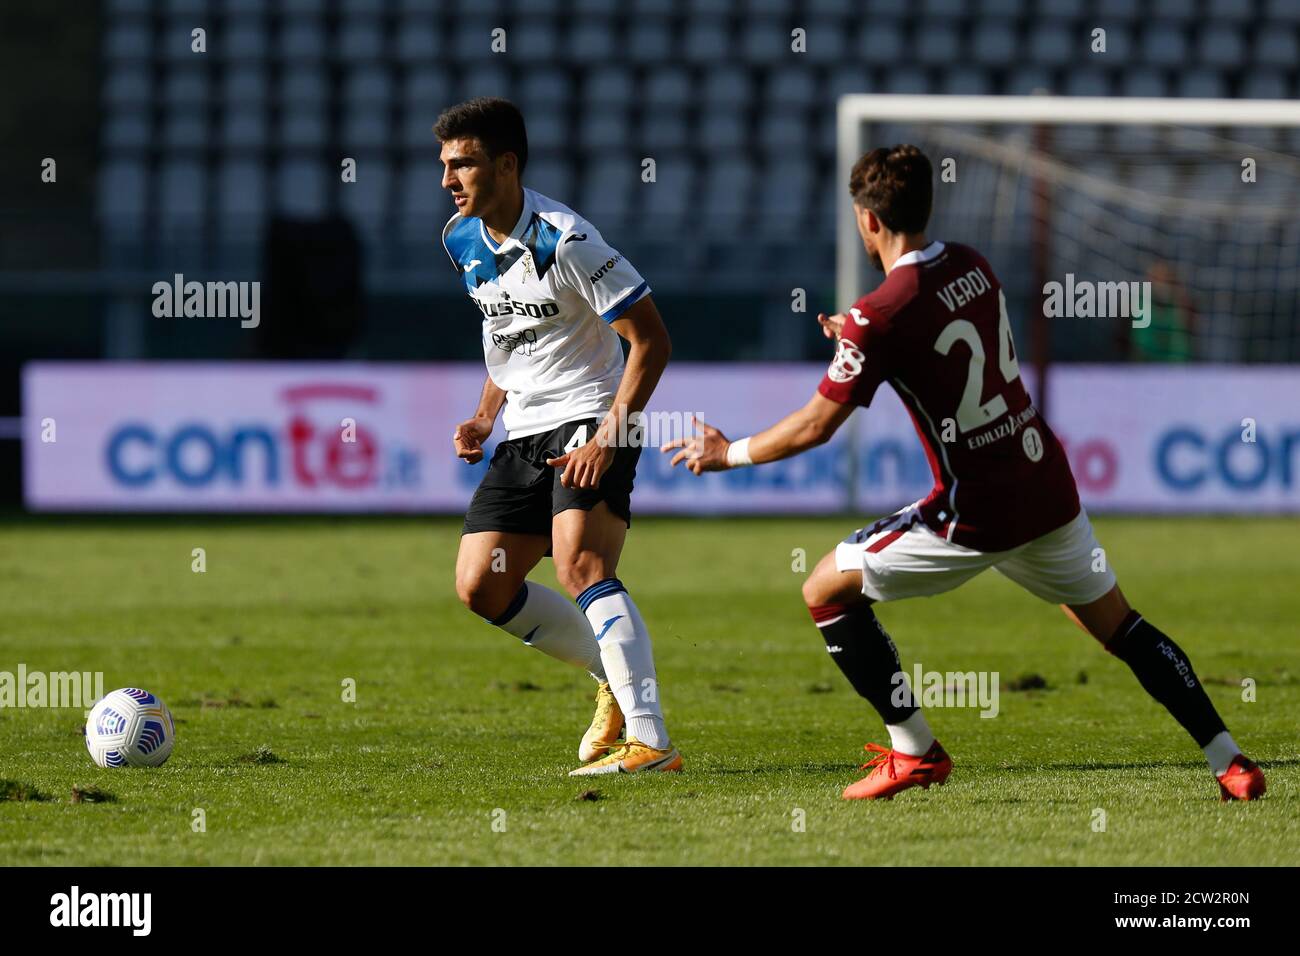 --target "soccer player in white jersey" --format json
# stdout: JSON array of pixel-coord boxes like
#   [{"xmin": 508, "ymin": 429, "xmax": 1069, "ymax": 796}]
[{"xmin": 436, "ymin": 98, "xmax": 681, "ymax": 776}]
